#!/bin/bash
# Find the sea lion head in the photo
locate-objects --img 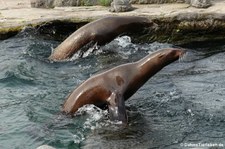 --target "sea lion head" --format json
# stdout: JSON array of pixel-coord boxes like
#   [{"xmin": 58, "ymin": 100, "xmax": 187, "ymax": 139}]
[{"xmin": 156, "ymin": 48, "xmax": 186, "ymax": 65}]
